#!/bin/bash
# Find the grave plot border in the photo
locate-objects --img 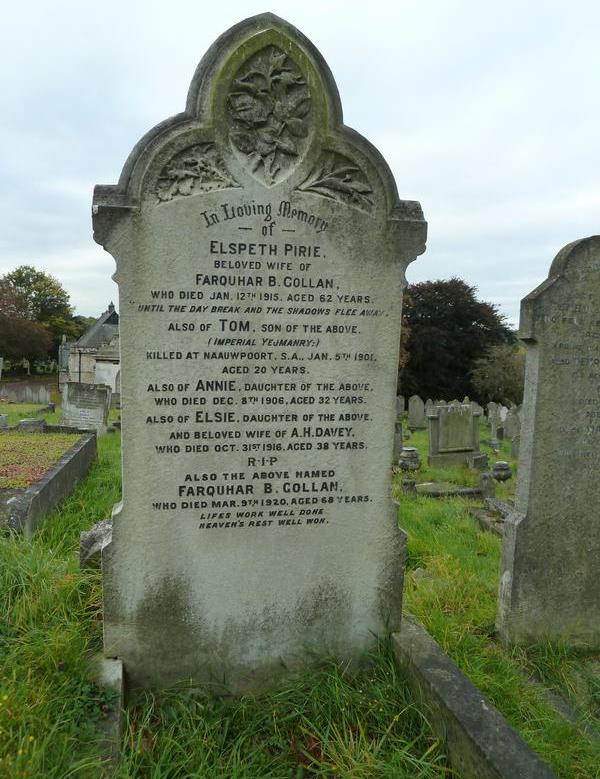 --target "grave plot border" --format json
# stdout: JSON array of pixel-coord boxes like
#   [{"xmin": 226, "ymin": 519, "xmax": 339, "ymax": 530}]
[{"xmin": 5, "ymin": 428, "xmax": 97, "ymax": 537}]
